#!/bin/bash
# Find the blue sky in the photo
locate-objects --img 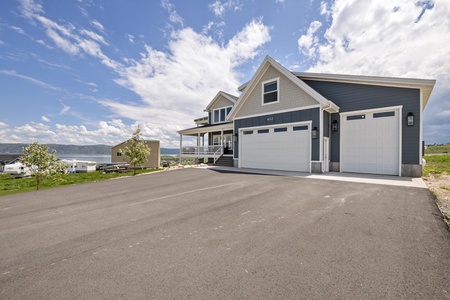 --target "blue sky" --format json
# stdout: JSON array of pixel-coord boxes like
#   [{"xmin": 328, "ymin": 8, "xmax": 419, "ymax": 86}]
[{"xmin": 0, "ymin": 0, "xmax": 448, "ymax": 147}]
